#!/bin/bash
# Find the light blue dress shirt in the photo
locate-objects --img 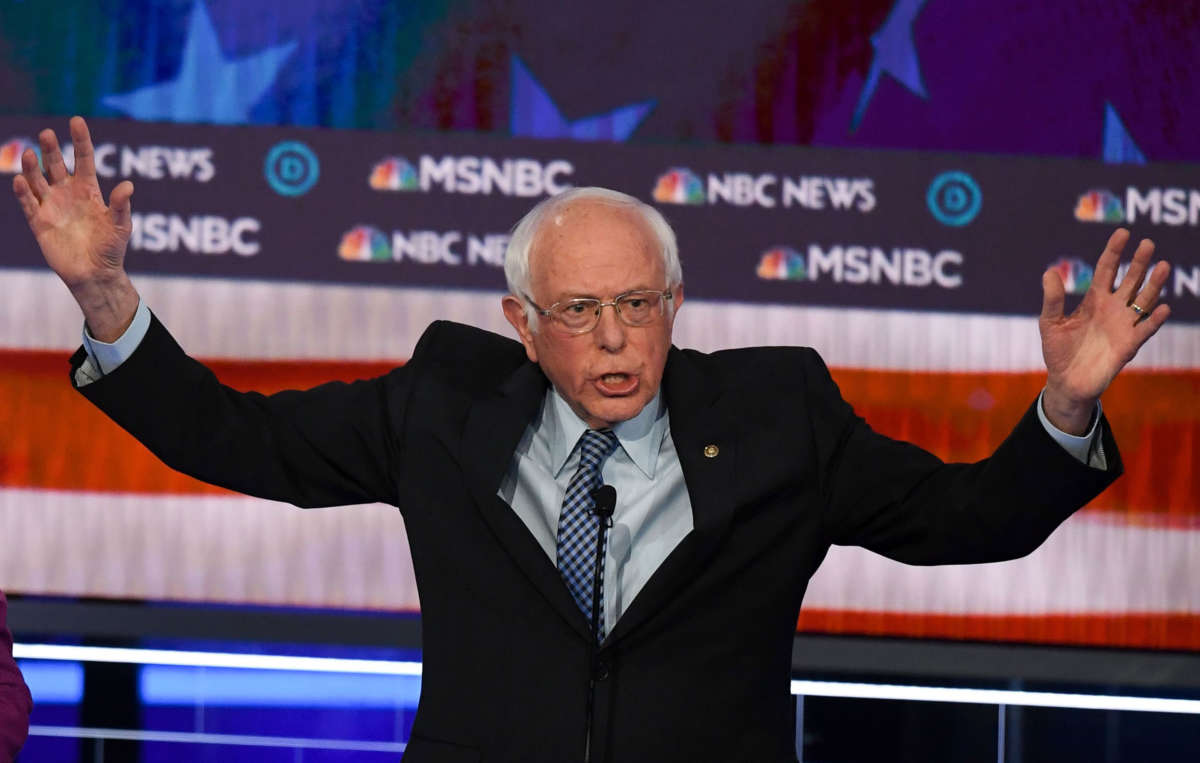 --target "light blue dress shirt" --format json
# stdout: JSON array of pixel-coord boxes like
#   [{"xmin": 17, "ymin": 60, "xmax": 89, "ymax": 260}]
[
  {"xmin": 77, "ymin": 299, "xmax": 1107, "ymax": 636},
  {"xmin": 499, "ymin": 388, "xmax": 693, "ymax": 636}
]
